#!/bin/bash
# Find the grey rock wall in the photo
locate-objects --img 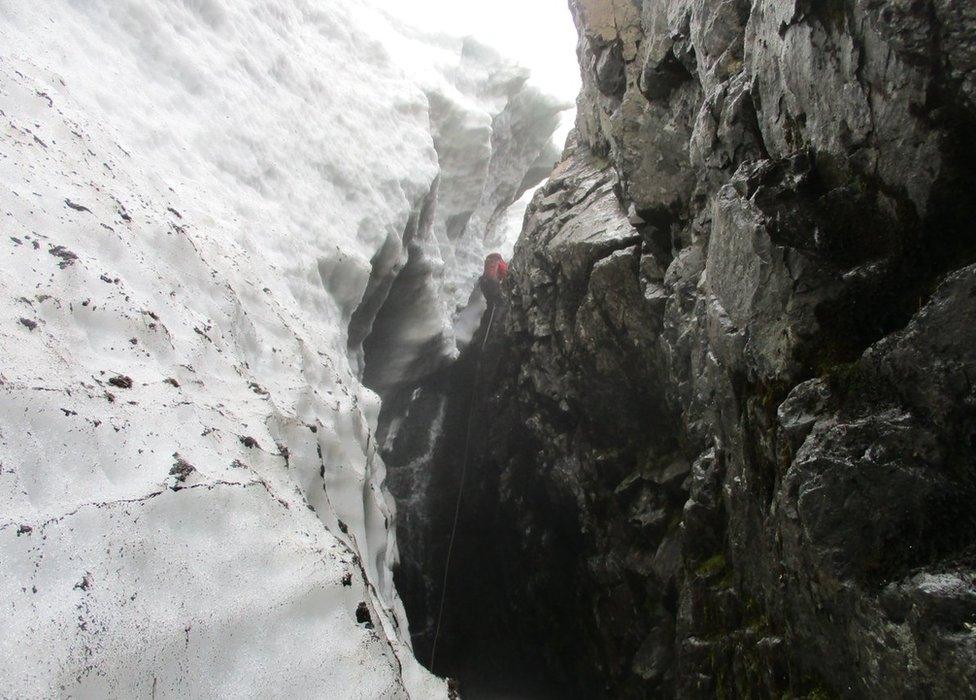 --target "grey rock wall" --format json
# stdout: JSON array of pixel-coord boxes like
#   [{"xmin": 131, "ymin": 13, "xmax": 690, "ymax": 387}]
[{"xmin": 436, "ymin": 0, "xmax": 976, "ymax": 696}]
